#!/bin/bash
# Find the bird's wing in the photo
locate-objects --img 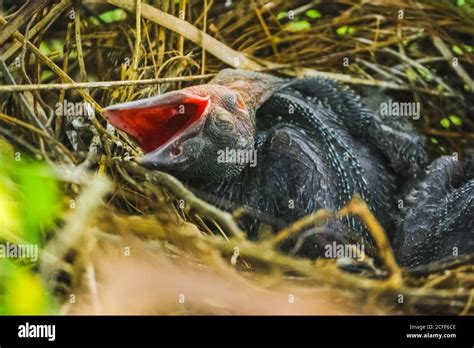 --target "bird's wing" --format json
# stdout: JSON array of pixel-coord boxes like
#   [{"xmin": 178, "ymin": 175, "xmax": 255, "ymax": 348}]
[
  {"xmin": 243, "ymin": 124, "xmax": 360, "ymax": 257},
  {"xmin": 397, "ymin": 155, "xmax": 474, "ymax": 267},
  {"xmin": 282, "ymin": 77, "xmax": 428, "ymax": 179}
]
